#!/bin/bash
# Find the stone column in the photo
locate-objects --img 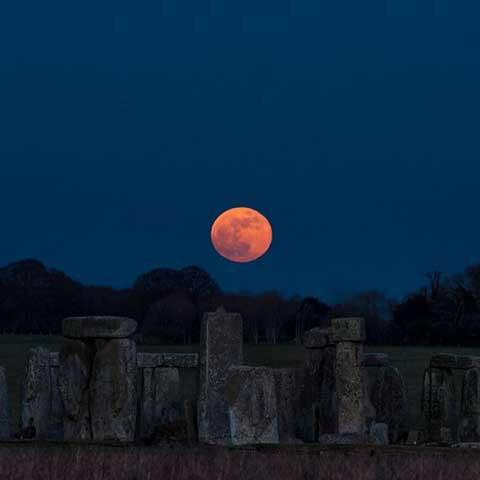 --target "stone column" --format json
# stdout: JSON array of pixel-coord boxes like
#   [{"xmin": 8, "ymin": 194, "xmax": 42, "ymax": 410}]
[
  {"xmin": 273, "ymin": 368, "xmax": 304, "ymax": 442},
  {"xmin": 226, "ymin": 366, "xmax": 278, "ymax": 445},
  {"xmin": 197, "ymin": 306, "xmax": 243, "ymax": 444},
  {"xmin": 365, "ymin": 354, "xmax": 409, "ymax": 444},
  {"xmin": 58, "ymin": 338, "xmax": 95, "ymax": 439},
  {"xmin": 421, "ymin": 367, "xmax": 456, "ymax": 443},
  {"xmin": 301, "ymin": 328, "xmax": 336, "ymax": 441},
  {"xmin": 90, "ymin": 338, "xmax": 137, "ymax": 441},
  {"xmin": 458, "ymin": 367, "xmax": 480, "ymax": 442},
  {"xmin": 48, "ymin": 358, "xmax": 65, "ymax": 439},
  {"xmin": 0, "ymin": 367, "xmax": 10, "ymax": 438},
  {"xmin": 138, "ymin": 367, "xmax": 155, "ymax": 438},
  {"xmin": 60, "ymin": 316, "xmax": 138, "ymax": 441},
  {"xmin": 330, "ymin": 317, "xmax": 365, "ymax": 435},
  {"xmin": 21, "ymin": 347, "xmax": 52, "ymax": 438}
]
